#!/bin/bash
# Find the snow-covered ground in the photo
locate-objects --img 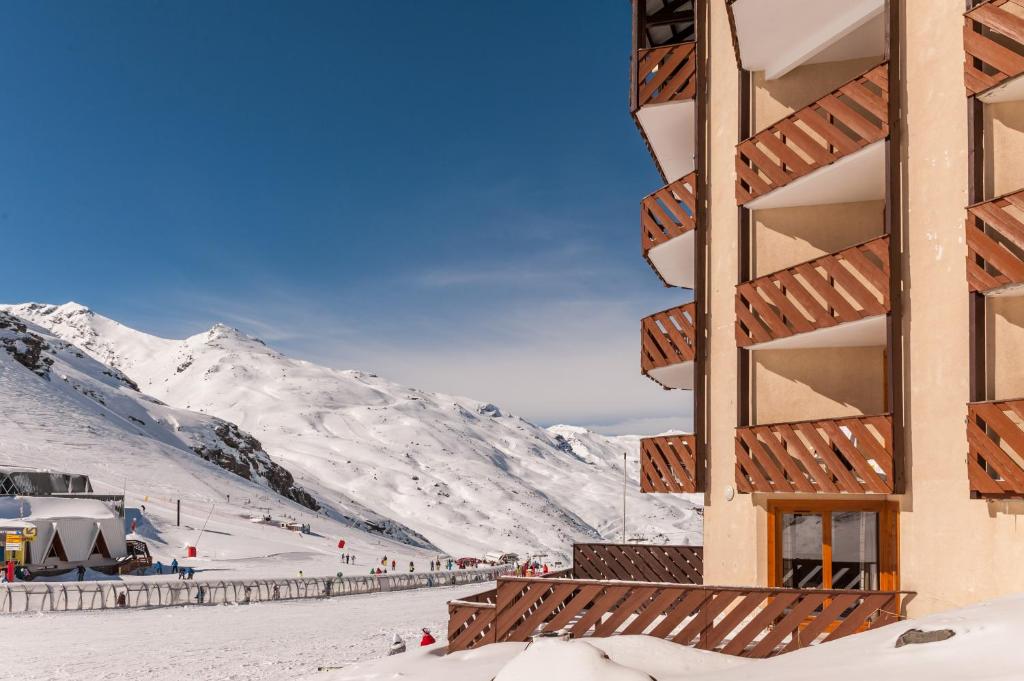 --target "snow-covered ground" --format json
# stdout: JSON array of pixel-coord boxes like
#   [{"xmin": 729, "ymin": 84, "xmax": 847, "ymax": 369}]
[
  {"xmin": 319, "ymin": 593, "xmax": 1024, "ymax": 681},
  {"xmin": 2, "ymin": 582, "xmax": 486, "ymax": 681},
  {"xmin": 2, "ymin": 302, "xmax": 702, "ymax": 560}
]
